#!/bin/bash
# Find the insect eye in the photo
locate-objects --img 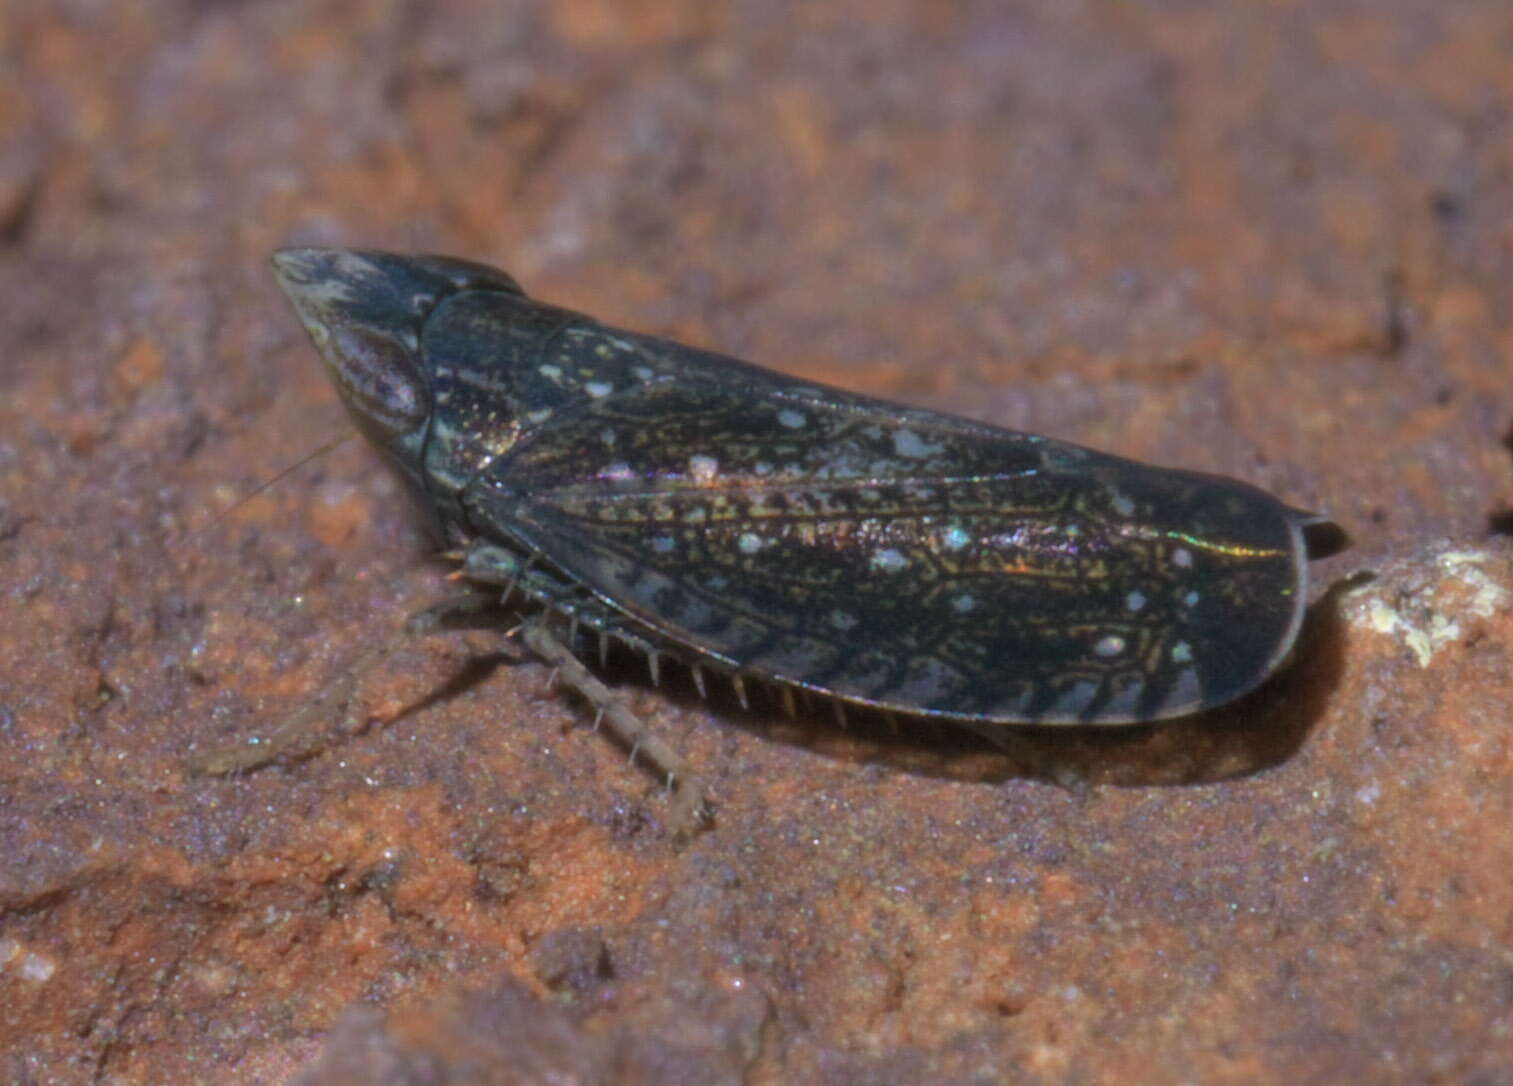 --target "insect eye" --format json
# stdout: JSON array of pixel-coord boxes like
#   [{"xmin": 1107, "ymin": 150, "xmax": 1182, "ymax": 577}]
[{"xmin": 327, "ymin": 325, "xmax": 432, "ymax": 439}]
